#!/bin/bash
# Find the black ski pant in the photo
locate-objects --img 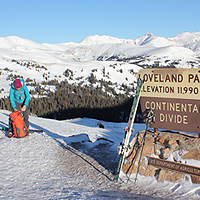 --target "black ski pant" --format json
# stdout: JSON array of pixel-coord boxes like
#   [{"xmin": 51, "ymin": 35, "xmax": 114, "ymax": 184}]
[{"xmin": 9, "ymin": 101, "xmax": 29, "ymax": 131}]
